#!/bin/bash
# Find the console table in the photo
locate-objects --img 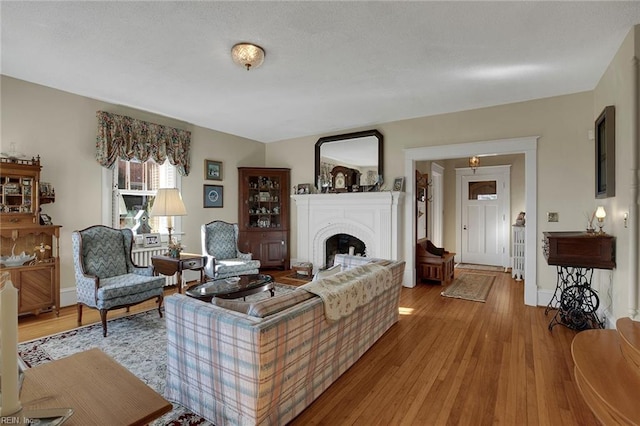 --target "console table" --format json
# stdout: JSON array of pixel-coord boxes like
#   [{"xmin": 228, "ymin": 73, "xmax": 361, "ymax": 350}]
[{"xmin": 542, "ymin": 232, "xmax": 615, "ymax": 331}]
